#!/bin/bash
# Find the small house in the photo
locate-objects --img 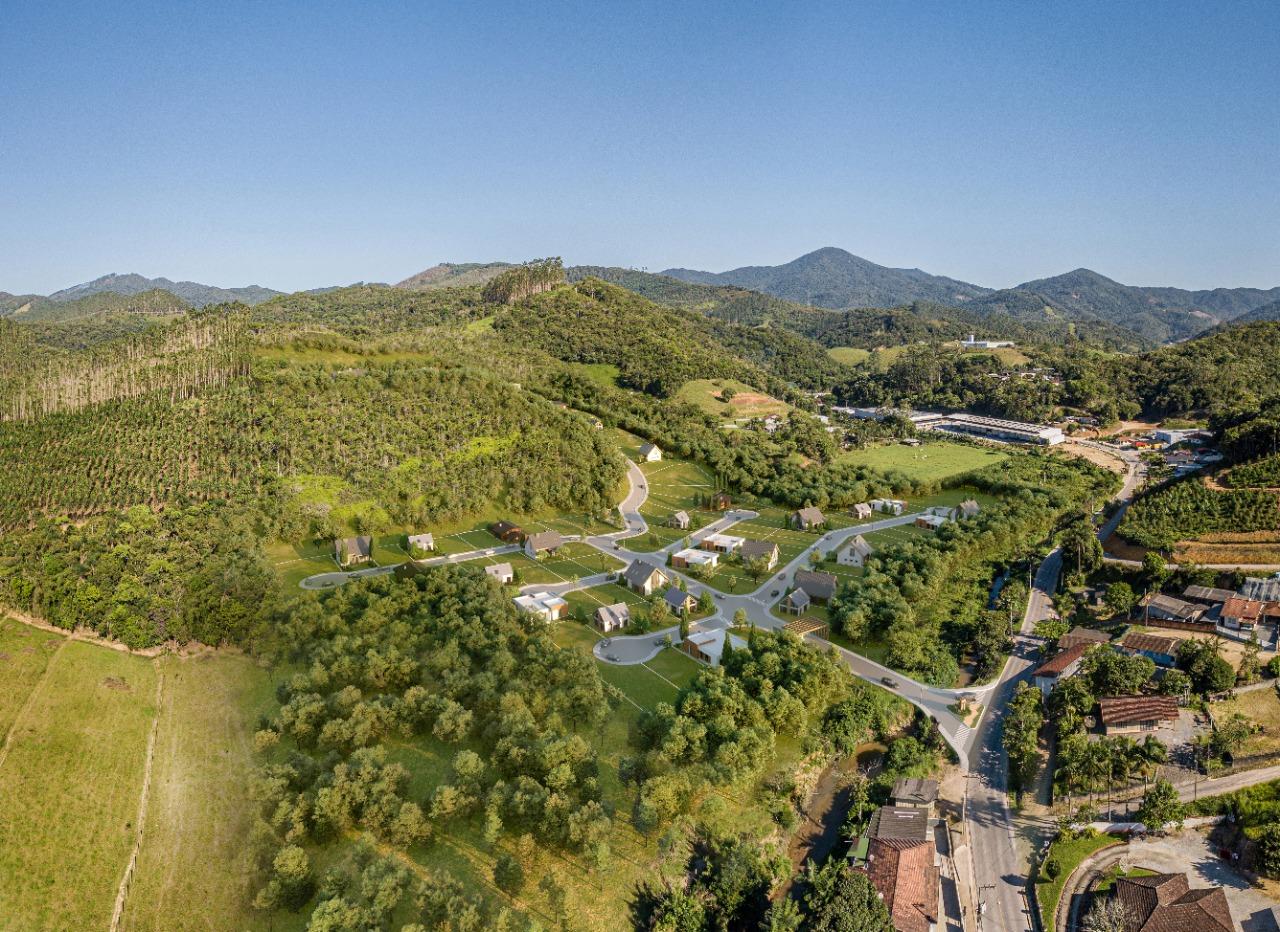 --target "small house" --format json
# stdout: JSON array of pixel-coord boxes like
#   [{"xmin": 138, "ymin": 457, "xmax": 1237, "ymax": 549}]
[
  {"xmin": 490, "ymin": 520, "xmax": 524, "ymax": 543},
  {"xmin": 891, "ymin": 778, "xmax": 939, "ymax": 813},
  {"xmin": 334, "ymin": 536, "xmax": 373, "ymax": 567},
  {"xmin": 662, "ymin": 587, "xmax": 697, "ymax": 617},
  {"xmin": 639, "ymin": 442, "xmax": 662, "ymax": 463},
  {"xmin": 739, "ymin": 540, "xmax": 780, "ymax": 571},
  {"xmin": 793, "ymin": 569, "xmax": 838, "ymax": 603},
  {"xmin": 1117, "ymin": 631, "xmax": 1180, "ymax": 668},
  {"xmin": 623, "ymin": 560, "xmax": 668, "ymax": 596},
  {"xmin": 1221, "ymin": 596, "xmax": 1265, "ymax": 631},
  {"xmin": 955, "ymin": 499, "xmax": 981, "ymax": 520},
  {"xmin": 485, "ymin": 562, "xmax": 514, "ymax": 585},
  {"xmin": 709, "ymin": 491, "xmax": 732, "ymax": 511},
  {"xmin": 681, "ymin": 628, "xmax": 748, "ymax": 666},
  {"xmin": 1032, "ymin": 644, "xmax": 1087, "ymax": 697},
  {"xmin": 523, "ymin": 530, "xmax": 564, "ymax": 559},
  {"xmin": 595, "ymin": 602, "xmax": 630, "ymax": 633},
  {"xmin": 513, "ymin": 591, "xmax": 569, "ymax": 623},
  {"xmin": 915, "ymin": 514, "xmax": 949, "ymax": 531},
  {"xmin": 790, "ymin": 506, "xmax": 827, "ymax": 531},
  {"xmin": 781, "ymin": 588, "xmax": 811, "ymax": 614},
  {"xmin": 669, "ymin": 510, "xmax": 691, "ymax": 531},
  {"xmin": 671, "ymin": 548, "xmax": 718, "ymax": 570},
  {"xmin": 1139, "ymin": 593, "xmax": 1204, "ymax": 624},
  {"xmin": 1097, "ymin": 695, "xmax": 1179, "ymax": 735},
  {"xmin": 1058, "ymin": 626, "xmax": 1111, "ymax": 651},
  {"xmin": 407, "ymin": 532, "xmax": 435, "ymax": 554},
  {"xmin": 1182, "ymin": 585, "xmax": 1237, "ymax": 605},
  {"xmin": 858, "ymin": 835, "xmax": 939, "ymax": 932},
  {"xmin": 700, "ymin": 533, "xmax": 745, "ymax": 554},
  {"xmin": 837, "ymin": 535, "xmax": 873, "ymax": 568},
  {"xmin": 852, "ymin": 502, "xmax": 873, "ymax": 520},
  {"xmin": 870, "ymin": 498, "xmax": 906, "ymax": 516}
]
